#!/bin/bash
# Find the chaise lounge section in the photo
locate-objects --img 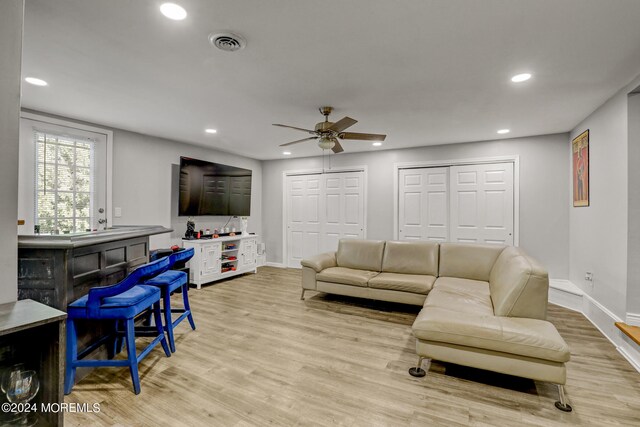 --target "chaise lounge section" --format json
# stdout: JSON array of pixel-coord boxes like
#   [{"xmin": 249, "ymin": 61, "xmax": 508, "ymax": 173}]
[{"xmin": 301, "ymin": 239, "xmax": 572, "ymax": 411}]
